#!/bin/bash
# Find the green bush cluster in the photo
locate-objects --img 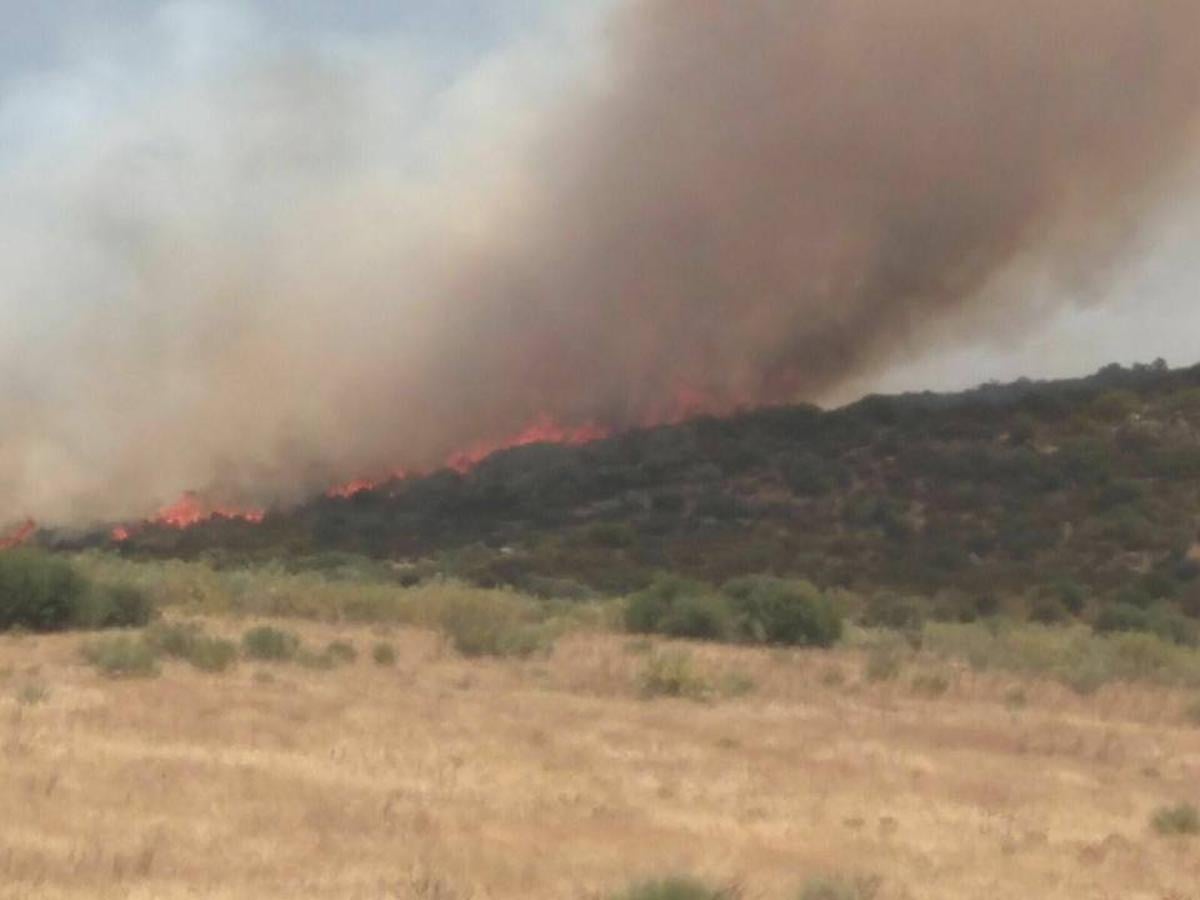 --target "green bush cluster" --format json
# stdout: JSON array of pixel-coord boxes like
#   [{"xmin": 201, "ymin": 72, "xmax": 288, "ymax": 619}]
[
  {"xmin": 145, "ymin": 621, "xmax": 238, "ymax": 673},
  {"xmin": 626, "ymin": 575, "xmax": 843, "ymax": 648},
  {"xmin": 1, "ymin": 551, "xmax": 153, "ymax": 633},
  {"xmin": 241, "ymin": 626, "xmax": 302, "ymax": 662}
]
